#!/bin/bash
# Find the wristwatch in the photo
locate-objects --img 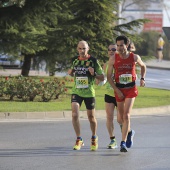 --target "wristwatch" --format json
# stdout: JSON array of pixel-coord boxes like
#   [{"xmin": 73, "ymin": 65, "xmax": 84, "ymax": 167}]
[{"xmin": 140, "ymin": 78, "xmax": 145, "ymax": 81}]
